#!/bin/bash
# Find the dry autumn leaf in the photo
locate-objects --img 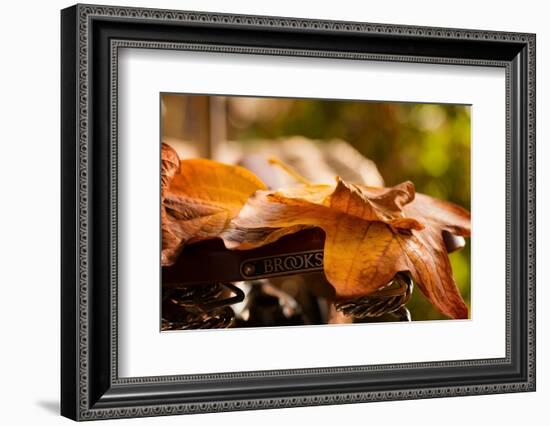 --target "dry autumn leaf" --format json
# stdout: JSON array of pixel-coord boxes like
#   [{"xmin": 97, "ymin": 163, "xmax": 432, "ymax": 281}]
[
  {"xmin": 161, "ymin": 144, "xmax": 267, "ymax": 266},
  {"xmin": 222, "ymin": 177, "xmax": 470, "ymax": 319},
  {"xmin": 161, "ymin": 143, "xmax": 471, "ymax": 320}
]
